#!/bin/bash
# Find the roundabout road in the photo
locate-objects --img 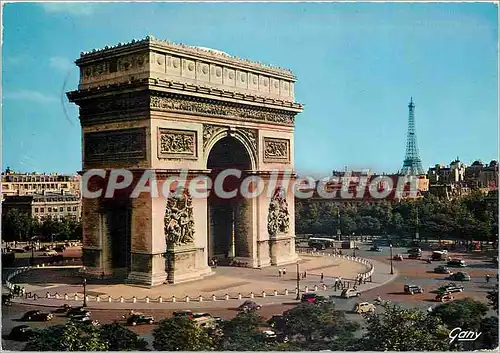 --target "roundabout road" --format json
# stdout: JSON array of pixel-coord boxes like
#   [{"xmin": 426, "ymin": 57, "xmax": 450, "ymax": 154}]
[{"xmin": 2, "ymin": 244, "xmax": 497, "ymax": 350}]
